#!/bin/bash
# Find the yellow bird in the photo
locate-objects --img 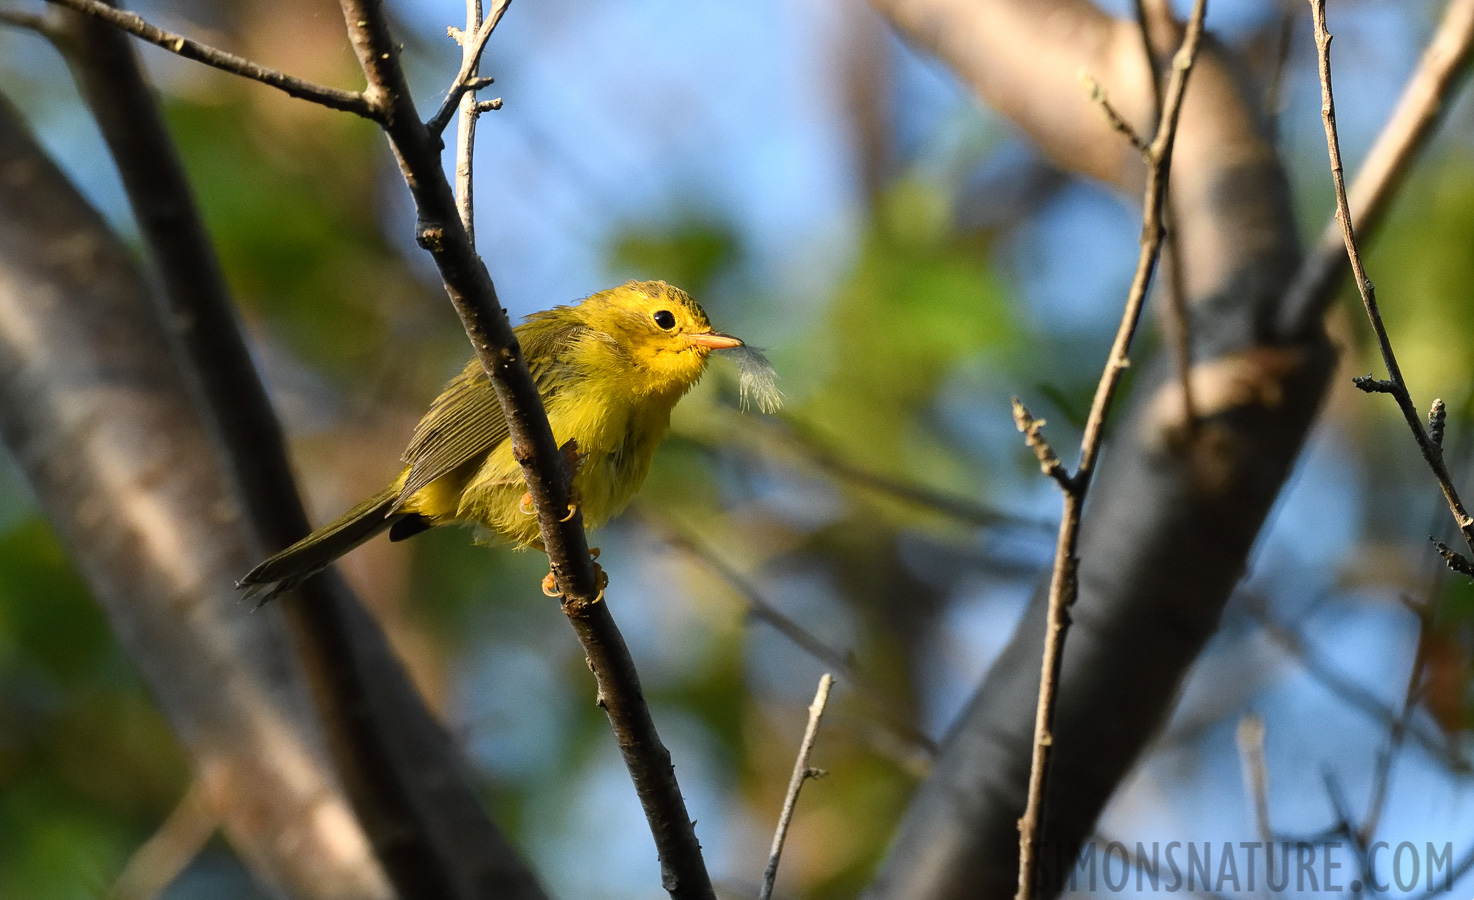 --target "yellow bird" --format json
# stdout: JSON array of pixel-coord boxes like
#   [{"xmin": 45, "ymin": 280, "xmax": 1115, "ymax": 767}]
[{"xmin": 241, "ymin": 280, "xmax": 773, "ymax": 599}]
